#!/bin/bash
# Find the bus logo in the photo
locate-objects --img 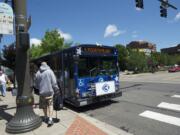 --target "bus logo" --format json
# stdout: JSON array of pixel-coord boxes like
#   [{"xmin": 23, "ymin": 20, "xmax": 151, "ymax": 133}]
[
  {"xmin": 98, "ymin": 78, "xmax": 104, "ymax": 82},
  {"xmin": 102, "ymin": 84, "xmax": 110, "ymax": 92},
  {"xmin": 76, "ymin": 47, "xmax": 82, "ymax": 55},
  {"xmin": 78, "ymin": 79, "xmax": 84, "ymax": 86}
]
